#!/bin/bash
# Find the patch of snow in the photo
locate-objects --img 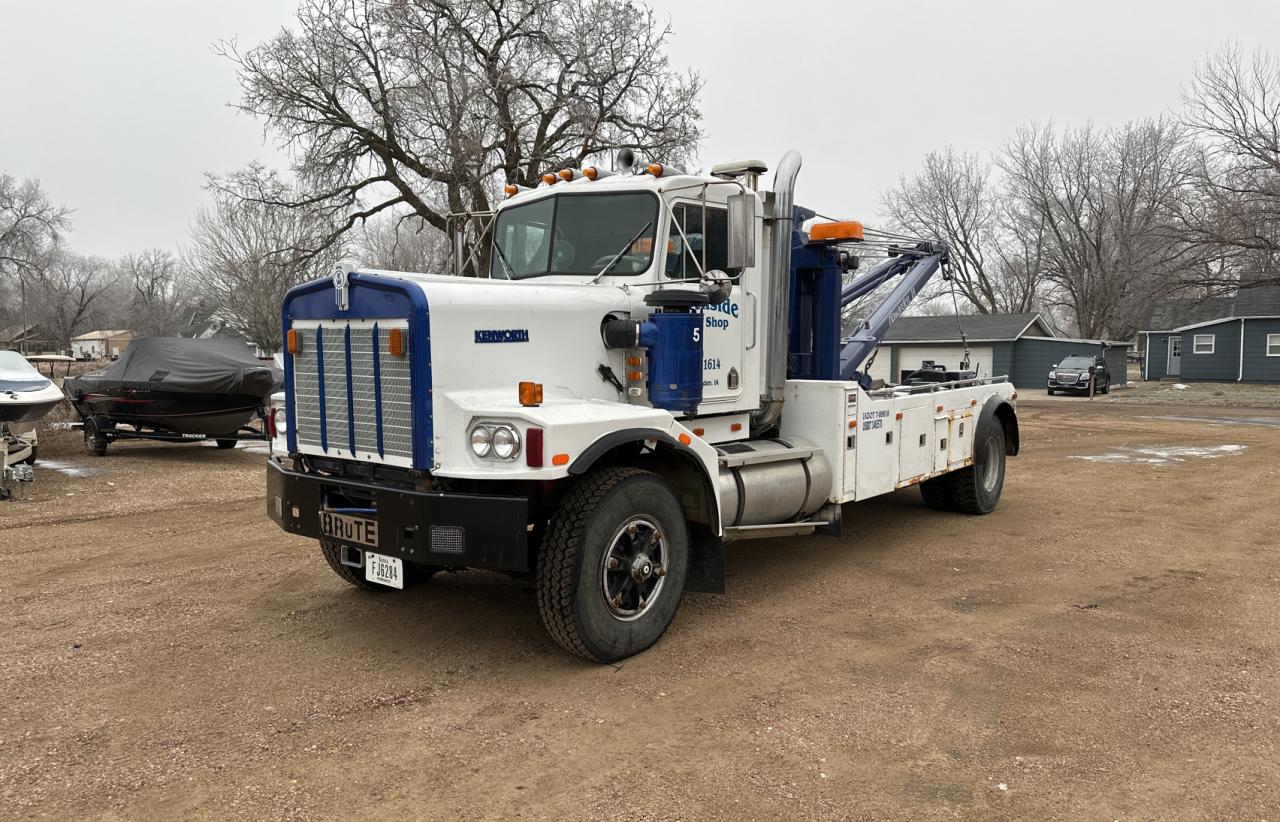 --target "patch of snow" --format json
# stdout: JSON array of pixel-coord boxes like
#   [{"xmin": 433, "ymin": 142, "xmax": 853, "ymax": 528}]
[
  {"xmin": 38, "ymin": 458, "xmax": 98, "ymax": 477},
  {"xmin": 1072, "ymin": 444, "xmax": 1246, "ymax": 465},
  {"xmin": 1170, "ymin": 383, "xmax": 1190, "ymax": 390}
]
